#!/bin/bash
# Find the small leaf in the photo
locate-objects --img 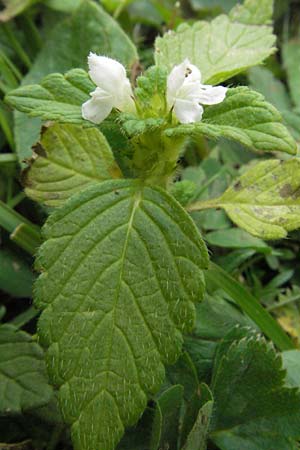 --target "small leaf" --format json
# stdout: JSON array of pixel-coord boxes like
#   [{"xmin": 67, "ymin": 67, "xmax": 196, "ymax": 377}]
[
  {"xmin": 155, "ymin": 15, "xmax": 275, "ymax": 84},
  {"xmin": 118, "ymin": 114, "xmax": 165, "ymax": 138},
  {"xmin": 23, "ymin": 123, "xmax": 122, "ymax": 207},
  {"xmin": 6, "ymin": 69, "xmax": 92, "ymax": 124},
  {"xmin": 282, "ymin": 350, "xmax": 300, "ymax": 388},
  {"xmin": 229, "ymin": 0, "xmax": 274, "ymax": 25},
  {"xmin": 283, "ymin": 40, "xmax": 300, "ymax": 109},
  {"xmin": 151, "ymin": 385, "xmax": 184, "ymax": 450},
  {"xmin": 181, "ymin": 384, "xmax": 213, "ymax": 450},
  {"xmin": 205, "ymin": 228, "xmax": 271, "ymax": 252},
  {"xmin": 190, "ymin": 159, "xmax": 300, "ymax": 239},
  {"xmin": 210, "ymin": 331, "xmax": 300, "ymax": 450},
  {"xmin": 35, "ymin": 179, "xmax": 208, "ymax": 450},
  {"xmin": 0, "ymin": 324, "xmax": 52, "ymax": 415},
  {"xmin": 165, "ymin": 87, "xmax": 296, "ymax": 155}
]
